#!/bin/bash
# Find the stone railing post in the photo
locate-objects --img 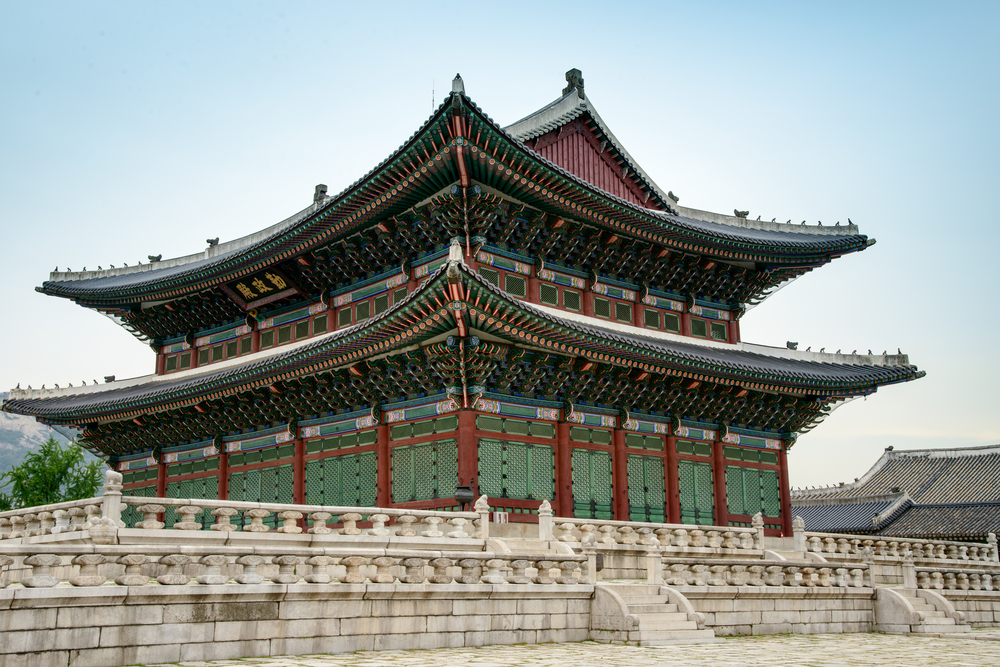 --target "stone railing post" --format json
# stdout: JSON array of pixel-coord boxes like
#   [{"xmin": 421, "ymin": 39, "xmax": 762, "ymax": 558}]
[
  {"xmin": 173, "ymin": 506, "xmax": 203, "ymax": 531},
  {"xmin": 457, "ymin": 558, "xmax": 480, "ymax": 584},
  {"xmin": 368, "ymin": 513, "xmax": 391, "ymax": 536},
  {"xmin": 507, "ymin": 559, "xmax": 531, "ymax": 584},
  {"xmin": 101, "ymin": 469, "xmax": 124, "ymax": 527},
  {"xmin": 275, "ymin": 511, "xmax": 303, "ymax": 534},
  {"xmin": 68, "ymin": 507, "xmax": 87, "ymax": 532},
  {"xmin": 428, "ymin": 557, "xmax": 454, "ymax": 583},
  {"xmin": 70, "ymin": 554, "xmax": 107, "ymax": 586},
  {"xmin": 372, "ymin": 556, "xmax": 397, "ymax": 583},
  {"xmin": 308, "ymin": 512, "xmax": 333, "ymax": 534},
  {"xmin": 421, "ymin": 516, "xmax": 444, "ymax": 538},
  {"xmin": 243, "ymin": 509, "xmax": 271, "ymax": 532},
  {"xmin": 115, "ymin": 555, "xmax": 151, "ymax": 586},
  {"xmin": 236, "ymin": 555, "xmax": 265, "ymax": 584},
  {"xmin": 210, "ymin": 507, "xmax": 238, "ymax": 532},
  {"xmin": 271, "ymin": 555, "xmax": 301, "ymax": 583},
  {"xmin": 752, "ymin": 512, "xmax": 765, "ymax": 549},
  {"xmin": 447, "ymin": 517, "xmax": 468, "ymax": 538},
  {"xmin": 22, "ymin": 554, "xmax": 61, "ymax": 587},
  {"xmin": 582, "ymin": 547, "xmax": 599, "ymax": 584},
  {"xmin": 400, "ymin": 557, "xmax": 428, "ymax": 583},
  {"xmin": 533, "ymin": 559, "xmax": 557, "ymax": 584},
  {"xmin": 396, "ymin": 515, "xmax": 418, "ymax": 537},
  {"xmin": 556, "ymin": 559, "xmax": 580, "ymax": 584},
  {"xmin": 792, "ymin": 516, "xmax": 806, "ymax": 552},
  {"xmin": 135, "ymin": 504, "xmax": 165, "ymax": 530},
  {"xmin": 646, "ymin": 548, "xmax": 663, "ymax": 585},
  {"xmin": 902, "ymin": 554, "xmax": 917, "ymax": 589},
  {"xmin": 482, "ymin": 558, "xmax": 506, "ymax": 584},
  {"xmin": 341, "ymin": 556, "xmax": 368, "ymax": 583},
  {"xmin": 38, "ymin": 512, "xmax": 55, "ymax": 535},
  {"xmin": 306, "ymin": 555, "xmax": 335, "ymax": 583},
  {"xmin": 157, "ymin": 554, "xmax": 192, "ymax": 585},
  {"xmin": 538, "ymin": 499, "xmax": 553, "ymax": 541},
  {"xmin": 989, "ymin": 533, "xmax": 999, "ymax": 562},
  {"xmin": 475, "ymin": 495, "xmax": 490, "ymax": 539},
  {"xmin": 52, "ymin": 510, "xmax": 70, "ymax": 534},
  {"xmin": 197, "ymin": 555, "xmax": 229, "ymax": 584},
  {"xmin": 340, "ymin": 513, "xmax": 363, "ymax": 536}
]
